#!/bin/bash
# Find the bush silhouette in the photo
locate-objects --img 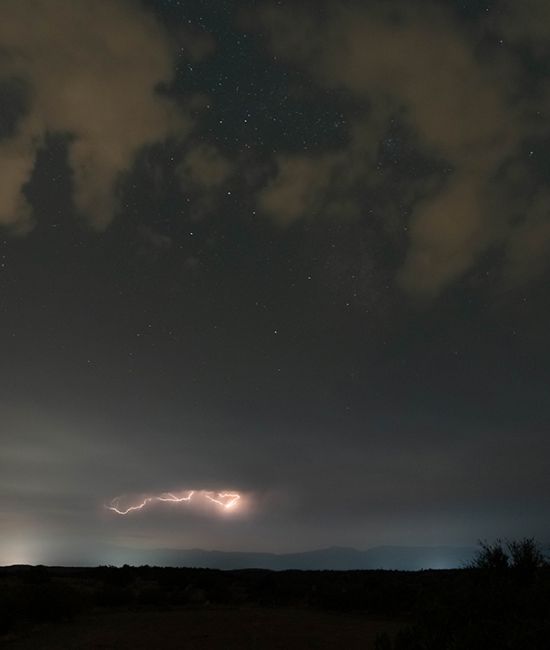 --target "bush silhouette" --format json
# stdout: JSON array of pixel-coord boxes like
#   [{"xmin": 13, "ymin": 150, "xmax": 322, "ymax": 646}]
[
  {"xmin": 471, "ymin": 537, "xmax": 547, "ymax": 574},
  {"xmin": 508, "ymin": 538, "xmax": 547, "ymax": 583},
  {"xmin": 470, "ymin": 539, "xmax": 509, "ymax": 571}
]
